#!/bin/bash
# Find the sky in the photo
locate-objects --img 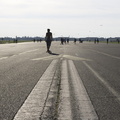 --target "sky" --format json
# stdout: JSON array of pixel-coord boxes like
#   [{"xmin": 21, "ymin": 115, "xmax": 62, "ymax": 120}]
[{"xmin": 0, "ymin": 0, "xmax": 120, "ymax": 38}]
